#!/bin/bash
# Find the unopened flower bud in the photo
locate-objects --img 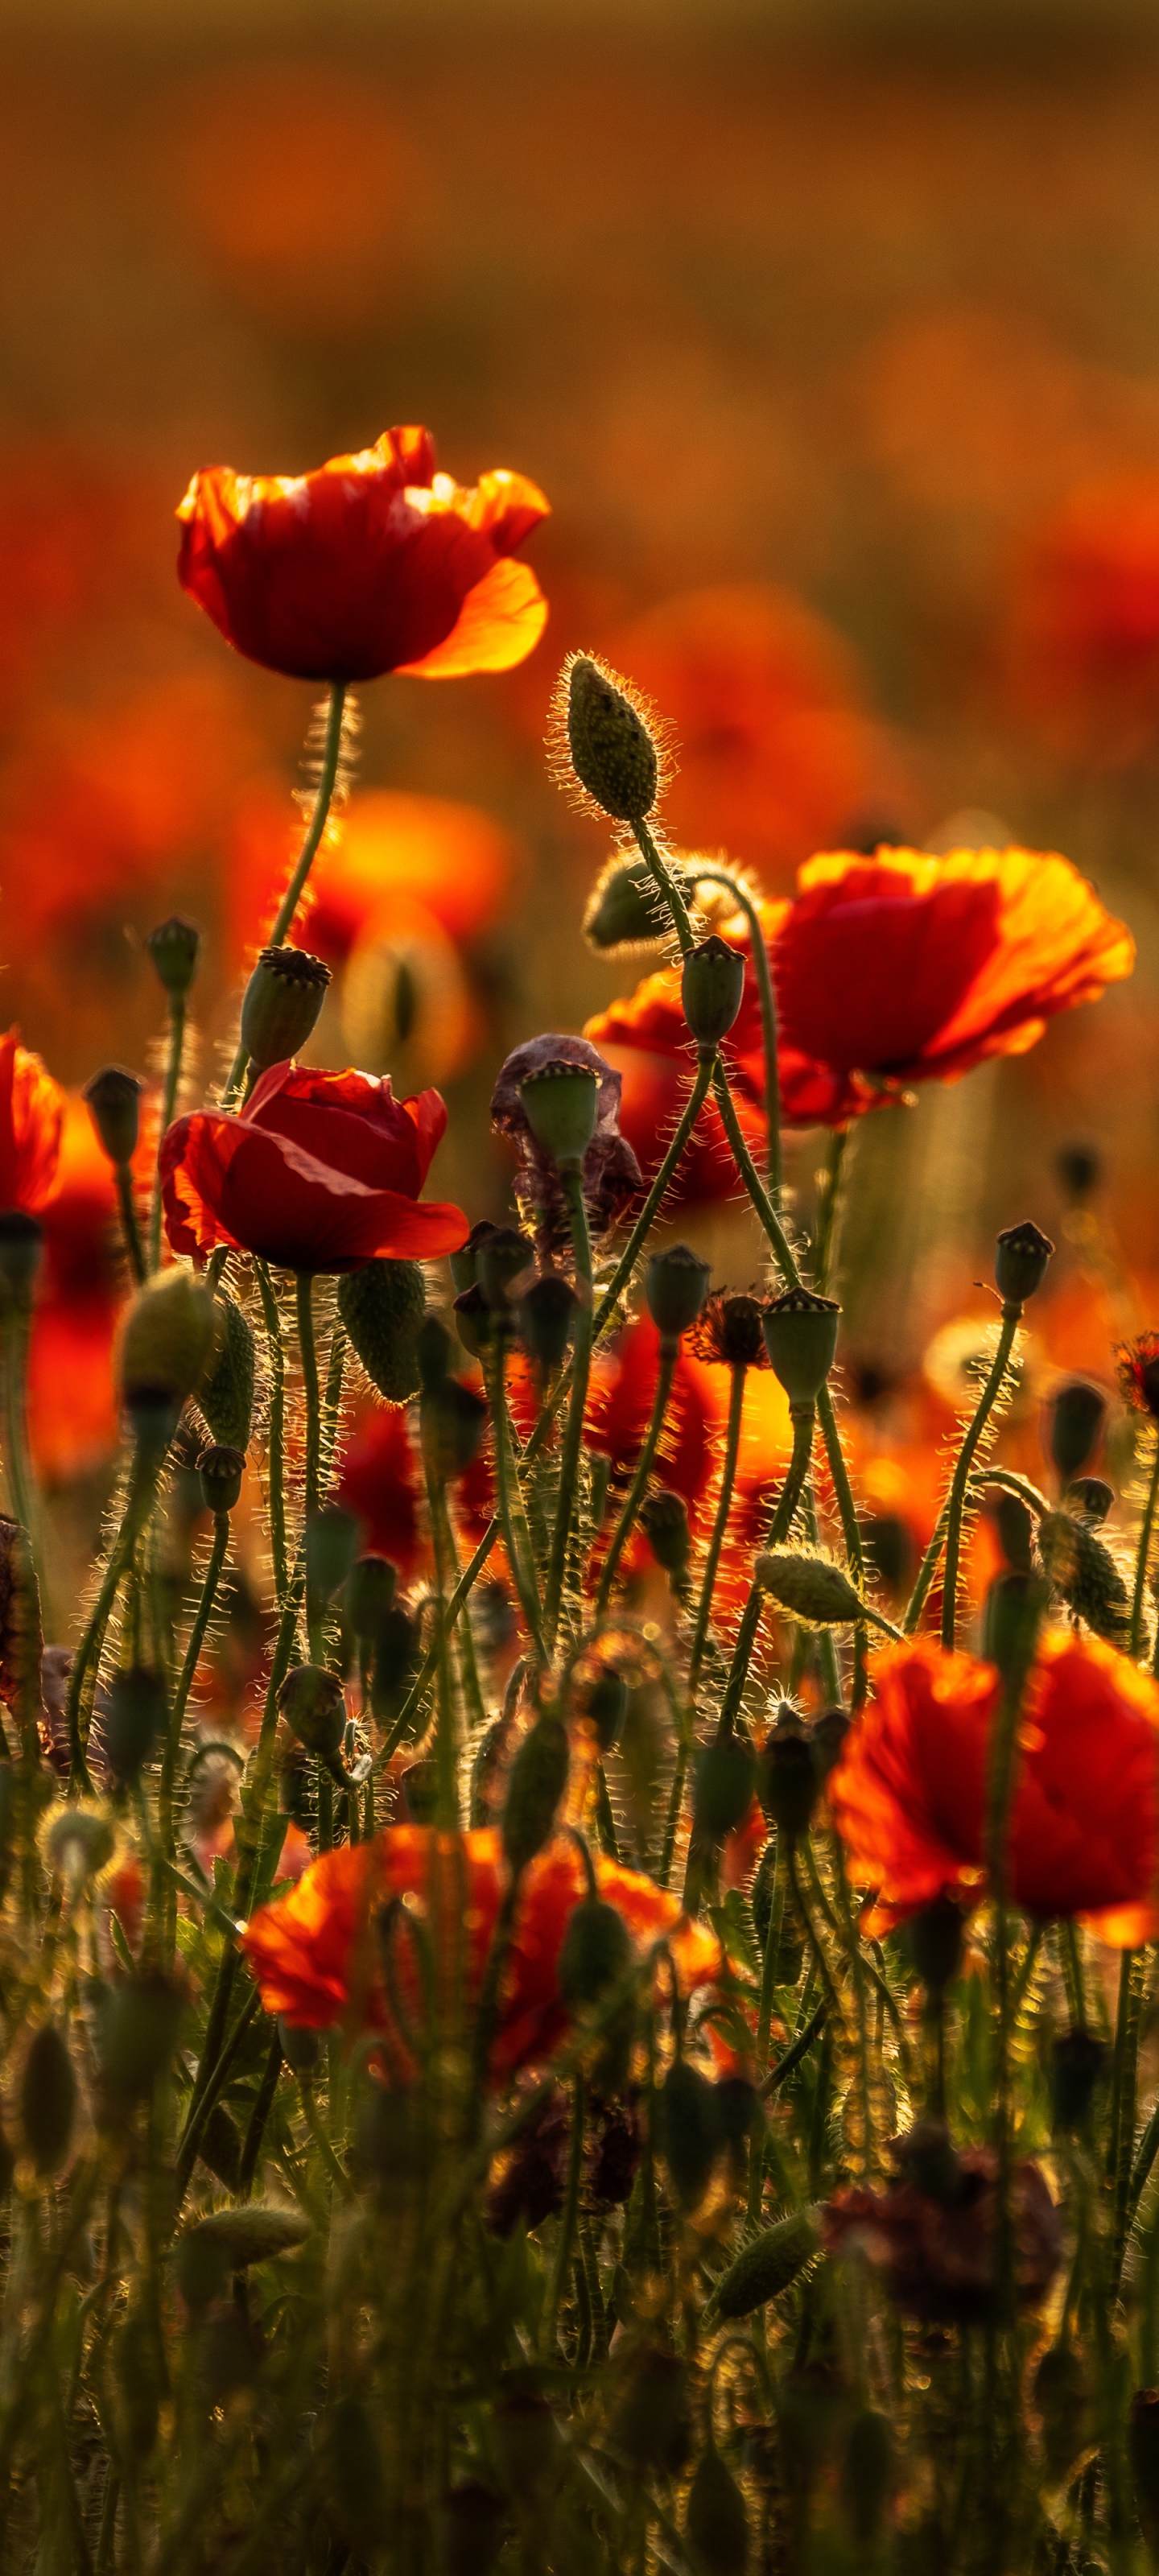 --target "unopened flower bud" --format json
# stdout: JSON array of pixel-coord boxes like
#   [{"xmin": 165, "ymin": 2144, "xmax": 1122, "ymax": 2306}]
[
  {"xmin": 98, "ymin": 1973, "xmax": 183, "ymax": 2103},
  {"xmin": 681, "ymin": 934, "xmax": 745, "ymax": 1050},
  {"xmin": 239, "ymin": 946, "xmax": 330, "ymax": 1071},
  {"xmin": 198, "ymin": 1444, "xmax": 245, "ymax": 1514},
  {"xmin": 566, "ymin": 656, "xmax": 658, "ymax": 823},
  {"xmin": 452, "ymin": 1283, "xmax": 491, "ymax": 1359},
  {"xmin": 658, "ymin": 2060, "xmax": 723, "ymax": 2208},
  {"xmin": 584, "ymin": 856, "xmax": 683, "ymax": 951},
  {"xmin": 105, "ymin": 1665, "xmax": 167, "ymax": 1781},
  {"xmin": 1037, "ymin": 1511, "xmax": 1129, "ymax": 1646},
  {"xmin": 421, "ymin": 1375, "xmax": 489, "ymax": 1480},
  {"xmin": 120, "ymin": 1267, "xmax": 217, "ymax": 1407},
  {"xmin": 476, "ymin": 1227, "xmax": 535, "ymax": 1314},
  {"xmin": 694, "ymin": 1737, "xmax": 757, "ymax": 1840},
  {"xmin": 370, "ymin": 1605, "xmax": 420, "ymax": 1722},
  {"xmin": 518, "ymin": 1273, "xmax": 580, "ymax": 1372},
  {"xmin": 755, "ymin": 1549, "xmax": 866, "ymax": 1628},
  {"xmin": 0, "ymin": 1212, "xmax": 43, "ymax": 1315},
  {"xmin": 905, "ymin": 1894, "xmax": 964, "ymax": 1998},
  {"xmin": 558, "ymin": 1893, "xmax": 633, "ymax": 2010},
  {"xmin": 19, "ymin": 2023, "xmax": 76, "ymax": 2174},
  {"xmin": 1048, "ymin": 1377, "xmax": 1106, "ymax": 1484},
  {"xmin": 995, "ymin": 1220, "xmax": 1054, "ymax": 1307},
  {"xmin": 146, "ymin": 914, "xmax": 201, "ymax": 1001},
  {"xmin": 757, "ymin": 1712, "xmax": 818, "ymax": 1843},
  {"xmin": 307, "ymin": 1505, "xmax": 361, "ymax": 1604},
  {"xmin": 278, "ymin": 1663, "xmax": 346, "ymax": 1762},
  {"xmin": 686, "ymin": 2450, "xmax": 750, "ymax": 2576},
  {"xmin": 639, "ymin": 1488, "xmax": 691, "ymax": 1581},
  {"xmin": 448, "ymin": 1220, "xmax": 497, "ymax": 1295},
  {"xmin": 345, "ymin": 1554, "xmax": 398, "ymax": 1640},
  {"xmin": 1050, "ymin": 2028, "xmax": 1106, "ymax": 2132},
  {"xmin": 199, "ymin": 1294, "xmax": 255, "ymax": 1450},
  {"xmin": 338, "ymin": 1257, "xmax": 427, "ymax": 1405},
  {"xmin": 84, "ymin": 1066, "xmax": 143, "ymax": 1167},
  {"xmin": 981, "ymin": 1570, "xmax": 1048, "ymax": 1680},
  {"xmin": 645, "ymin": 1243, "xmax": 711, "ymax": 1344},
  {"xmin": 1068, "ymin": 1475, "xmax": 1113, "ymax": 1524},
  {"xmin": 762, "ymin": 1287, "xmax": 840, "ymax": 1406},
  {"xmin": 501, "ymin": 1712, "xmax": 570, "ymax": 1875},
  {"xmin": 518, "ymin": 1061, "xmax": 599, "ymax": 1166}
]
